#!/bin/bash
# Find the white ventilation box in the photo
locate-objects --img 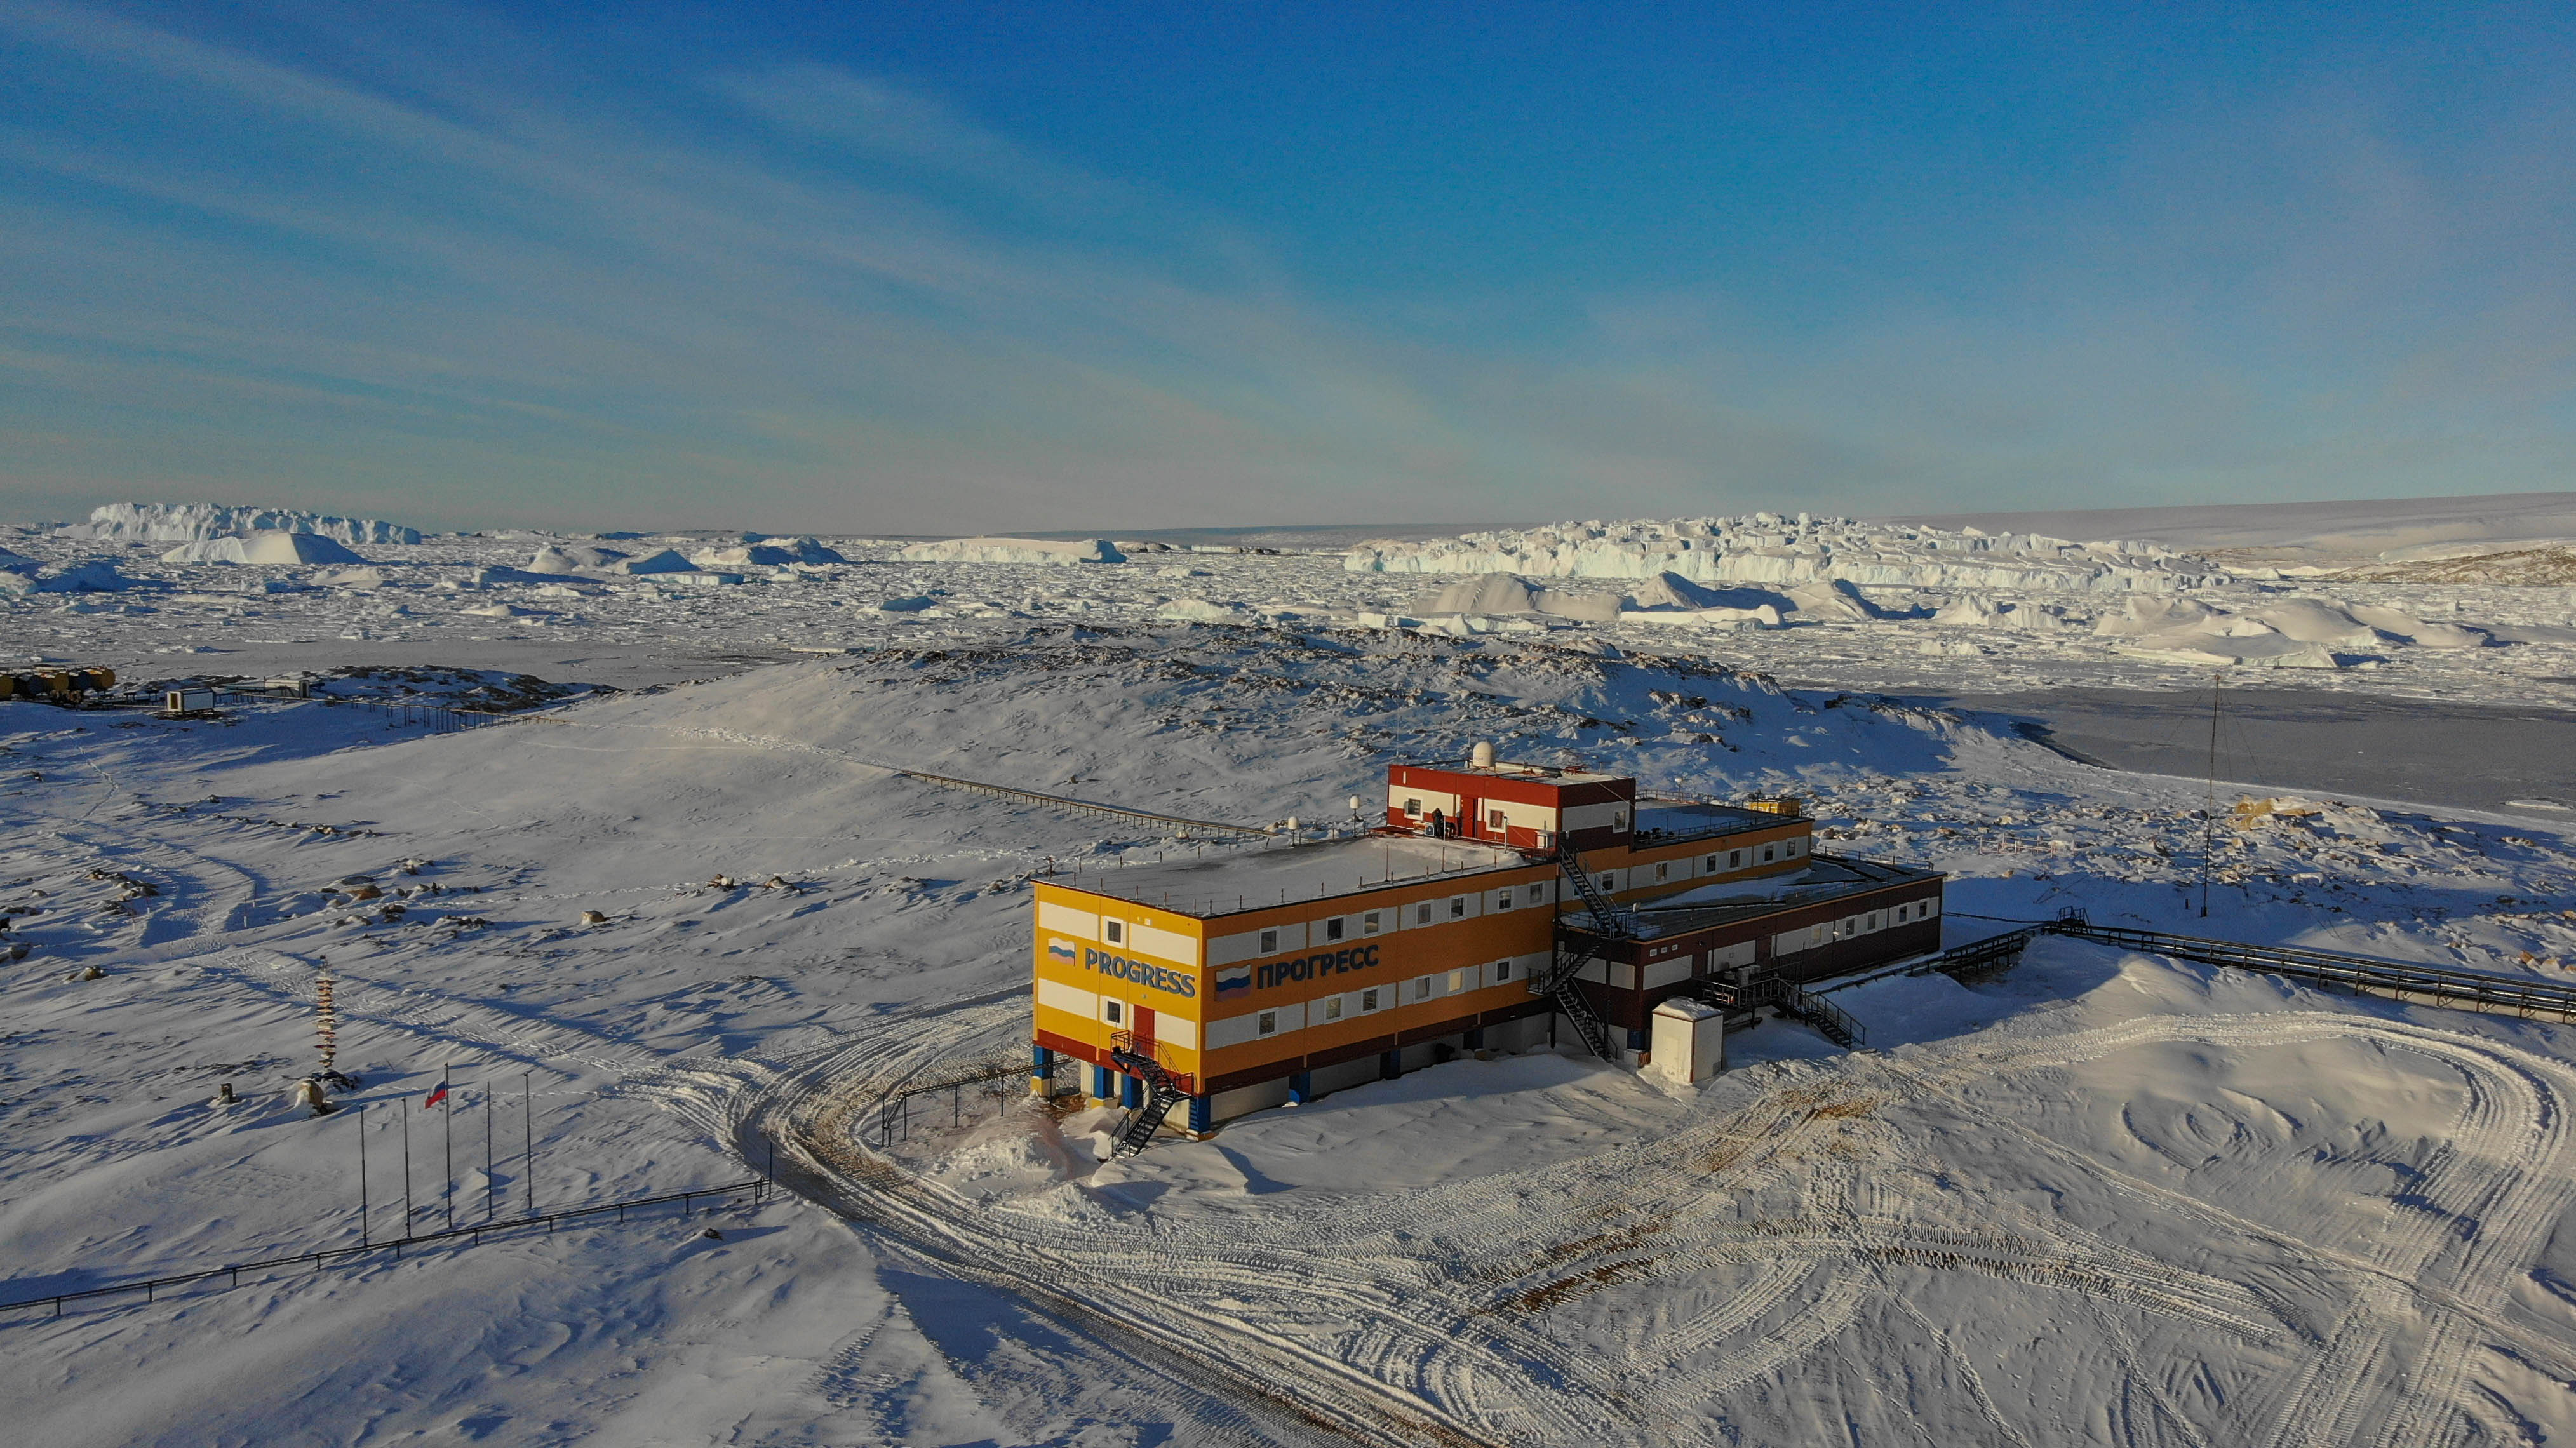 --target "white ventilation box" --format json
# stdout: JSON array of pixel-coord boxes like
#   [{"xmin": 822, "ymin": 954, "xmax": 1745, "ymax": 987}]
[{"xmin": 1648, "ymin": 997, "xmax": 1726, "ymax": 1085}]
